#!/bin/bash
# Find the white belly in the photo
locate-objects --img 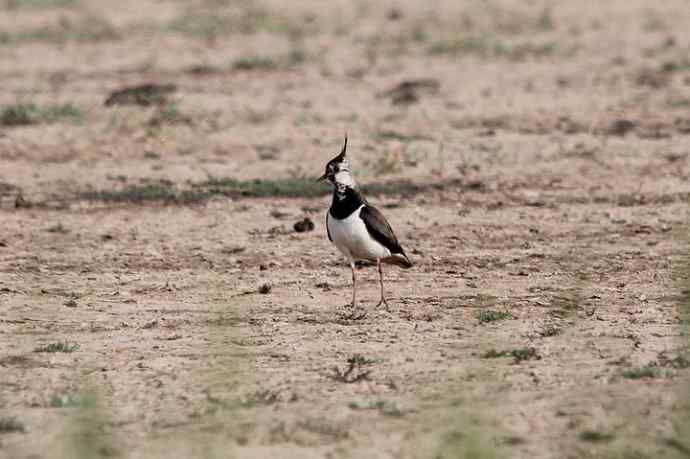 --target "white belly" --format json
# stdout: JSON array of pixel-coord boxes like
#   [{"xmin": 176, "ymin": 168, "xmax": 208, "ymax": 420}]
[{"xmin": 327, "ymin": 205, "xmax": 391, "ymax": 262}]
